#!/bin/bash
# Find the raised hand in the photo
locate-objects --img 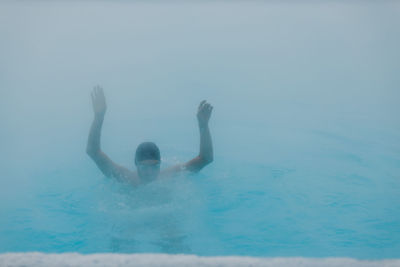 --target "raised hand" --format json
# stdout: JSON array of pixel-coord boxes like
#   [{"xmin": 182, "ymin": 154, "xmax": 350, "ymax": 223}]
[
  {"xmin": 91, "ymin": 85, "xmax": 107, "ymax": 116},
  {"xmin": 197, "ymin": 100, "xmax": 213, "ymax": 126}
]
